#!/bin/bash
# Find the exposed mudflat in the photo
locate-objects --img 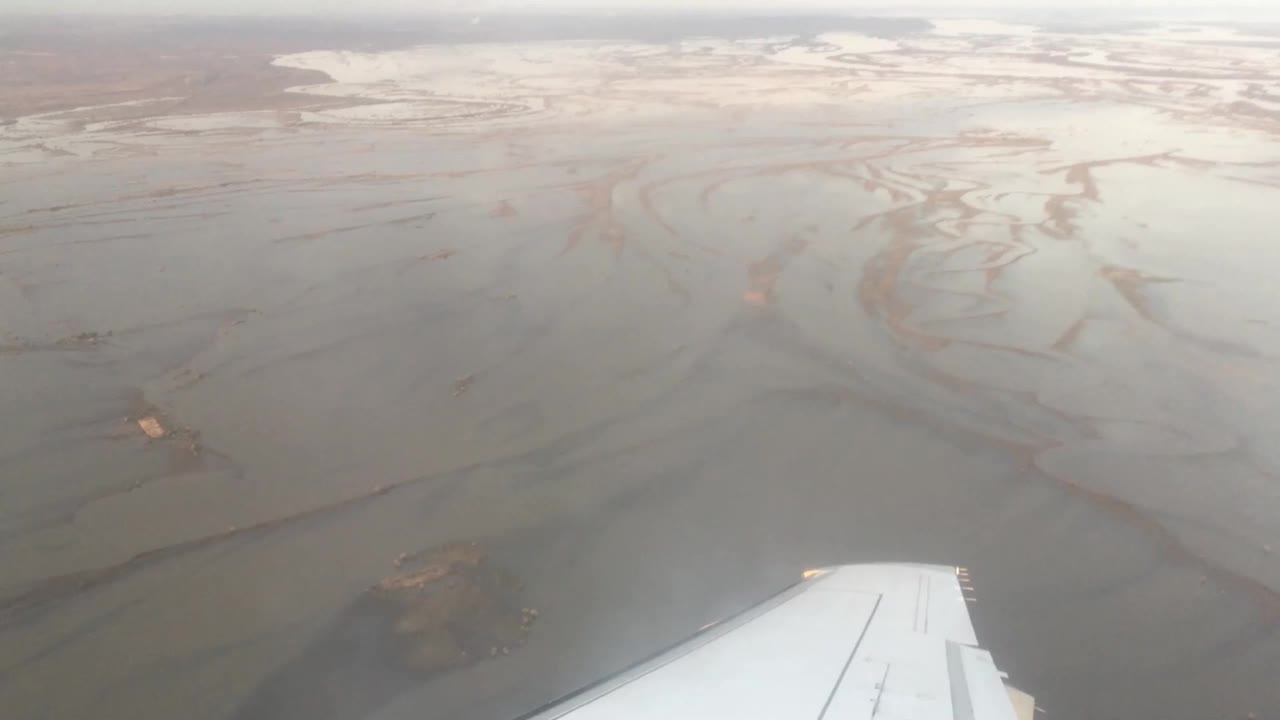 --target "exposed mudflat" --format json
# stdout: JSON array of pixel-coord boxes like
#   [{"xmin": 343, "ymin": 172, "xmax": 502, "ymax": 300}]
[{"xmin": 2, "ymin": 14, "xmax": 1280, "ymax": 720}]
